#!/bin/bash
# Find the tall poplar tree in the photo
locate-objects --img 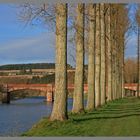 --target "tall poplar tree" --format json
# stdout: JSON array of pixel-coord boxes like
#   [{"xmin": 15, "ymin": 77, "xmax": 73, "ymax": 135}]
[
  {"xmin": 86, "ymin": 4, "xmax": 96, "ymax": 110},
  {"xmin": 72, "ymin": 3, "xmax": 85, "ymax": 113},
  {"xmin": 50, "ymin": 4, "xmax": 68, "ymax": 121}
]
